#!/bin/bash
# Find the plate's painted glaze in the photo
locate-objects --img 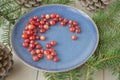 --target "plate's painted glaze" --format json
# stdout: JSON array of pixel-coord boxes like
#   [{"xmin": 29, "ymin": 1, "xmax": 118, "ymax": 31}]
[{"xmin": 11, "ymin": 5, "xmax": 99, "ymax": 72}]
